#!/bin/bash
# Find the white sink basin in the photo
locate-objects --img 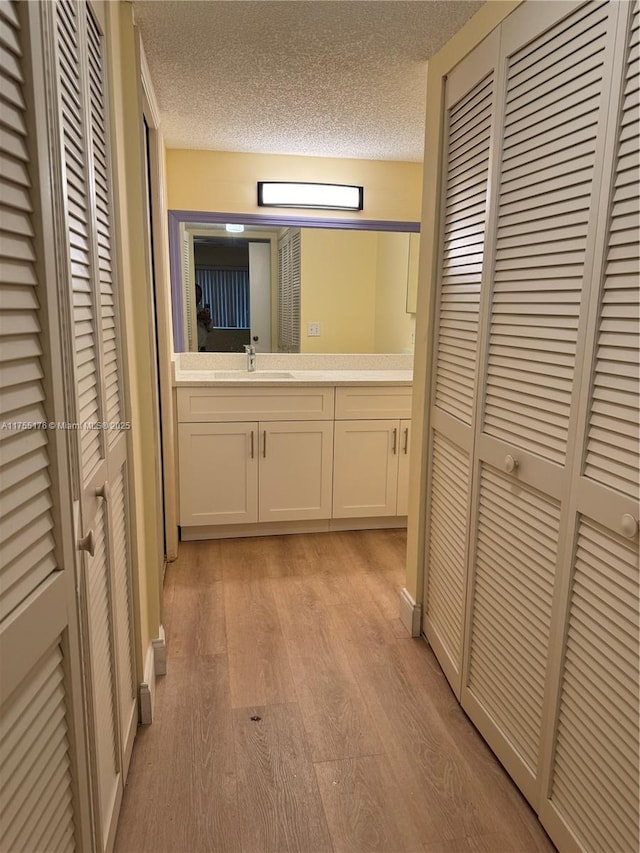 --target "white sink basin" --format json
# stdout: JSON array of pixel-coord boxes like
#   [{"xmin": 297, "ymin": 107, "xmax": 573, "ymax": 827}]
[{"xmin": 214, "ymin": 371, "xmax": 294, "ymax": 380}]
